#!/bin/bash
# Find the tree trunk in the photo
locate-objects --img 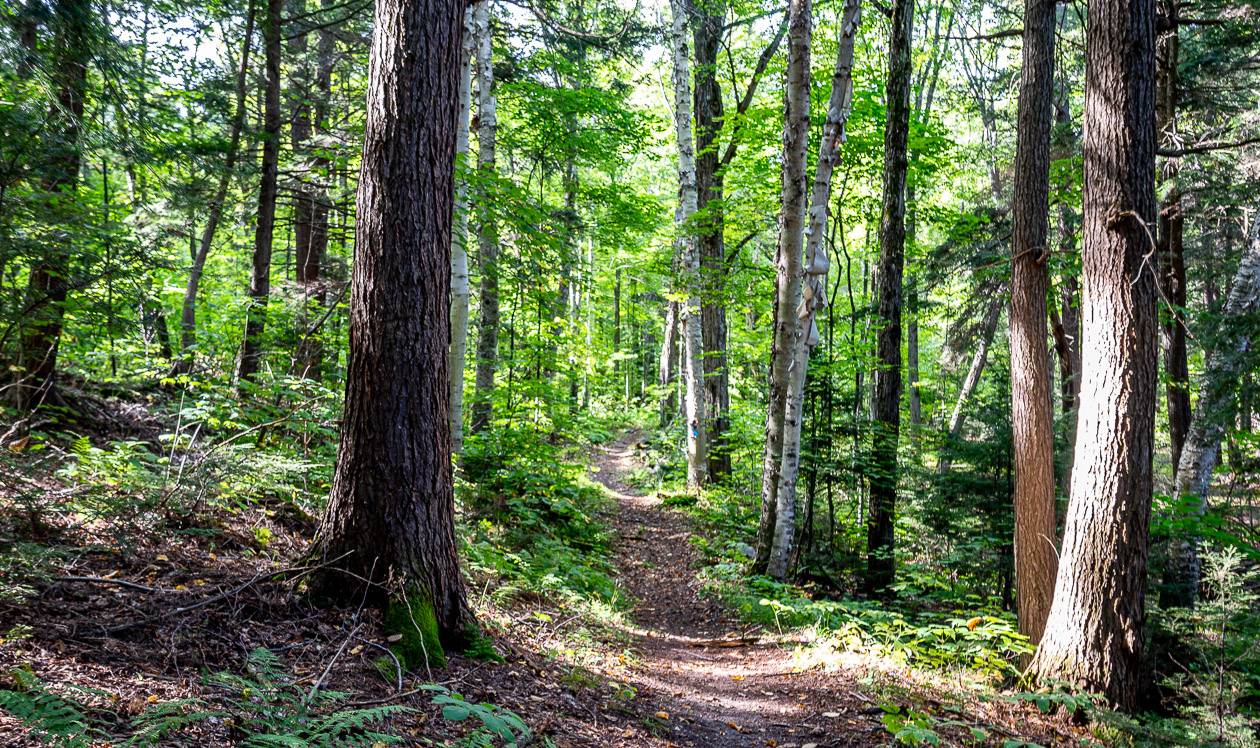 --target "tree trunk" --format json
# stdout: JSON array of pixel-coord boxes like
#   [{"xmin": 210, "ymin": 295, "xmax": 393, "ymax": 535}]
[
  {"xmin": 939, "ymin": 296, "xmax": 1002, "ymax": 472},
  {"xmin": 693, "ymin": 0, "xmax": 731, "ymax": 481},
  {"xmin": 1155, "ymin": 1, "xmax": 1189, "ymax": 472},
  {"xmin": 767, "ymin": 0, "xmax": 858, "ymax": 580},
  {"xmin": 658, "ymin": 300, "xmax": 680, "ymax": 427},
  {"xmin": 292, "ymin": 0, "xmax": 337, "ymax": 379},
  {"xmin": 235, "ymin": 0, "xmax": 283, "ymax": 387},
  {"xmin": 1031, "ymin": 0, "xmax": 1157, "ymax": 711},
  {"xmin": 1162, "ymin": 215, "xmax": 1260, "ymax": 607},
  {"xmin": 16, "ymin": 0, "xmax": 89, "ymax": 410},
  {"xmin": 174, "ymin": 0, "xmax": 256, "ymax": 375},
  {"xmin": 669, "ymin": 0, "xmax": 707, "ymax": 489},
  {"xmin": 754, "ymin": 0, "xmax": 811, "ymax": 570},
  {"xmin": 1009, "ymin": 0, "xmax": 1058, "ymax": 646},
  {"xmin": 469, "ymin": 0, "xmax": 498, "ymax": 436},
  {"xmin": 449, "ymin": 8, "xmax": 474, "ymax": 454},
  {"xmin": 308, "ymin": 0, "xmax": 470, "ymax": 660},
  {"xmin": 866, "ymin": 0, "xmax": 914, "ymax": 594}
]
